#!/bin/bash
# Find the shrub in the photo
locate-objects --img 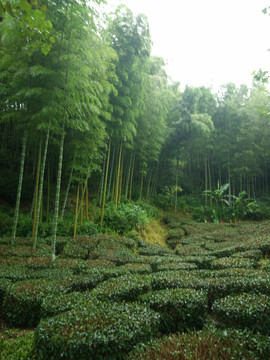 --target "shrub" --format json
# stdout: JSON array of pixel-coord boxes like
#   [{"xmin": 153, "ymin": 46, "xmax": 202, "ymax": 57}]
[
  {"xmin": 139, "ymin": 288, "xmax": 207, "ymax": 333},
  {"xmin": 0, "ymin": 244, "xmax": 50, "ymax": 258},
  {"xmin": 90, "ymin": 236, "xmax": 135, "ymax": 263},
  {"xmin": 41, "ymin": 291, "xmax": 94, "ymax": 318},
  {"xmin": 91, "ymin": 274, "xmax": 152, "ymax": 302},
  {"xmin": 175, "ymin": 245, "xmax": 210, "ymax": 256},
  {"xmin": 62, "ymin": 235, "xmax": 99, "ymax": 259},
  {"xmin": 135, "ymin": 201, "xmax": 160, "ymax": 218},
  {"xmin": 261, "ymin": 259, "xmax": 270, "ymax": 272},
  {"xmin": 127, "ymin": 326, "xmax": 270, "ymax": 360},
  {"xmin": 76, "ymin": 221, "xmax": 99, "ymax": 236},
  {"xmin": 62, "ymin": 242, "xmax": 89, "ymax": 259},
  {"xmin": 183, "ymin": 255, "xmax": 216, "ymax": 269},
  {"xmin": 44, "ymin": 236, "xmax": 69, "ymax": 255},
  {"xmin": 206, "ymin": 275, "xmax": 270, "ymax": 306},
  {"xmin": 231, "ymin": 249, "xmax": 263, "ymax": 260},
  {"xmin": 0, "ymin": 278, "xmax": 11, "ymax": 305},
  {"xmin": 2, "ymin": 279, "xmax": 68, "ymax": 327},
  {"xmin": 101, "ymin": 202, "xmax": 149, "ymax": 234},
  {"xmin": 119, "ymin": 263, "xmax": 152, "ymax": 274},
  {"xmin": 156, "ymin": 262, "xmax": 197, "ymax": 272},
  {"xmin": 0, "ymin": 330, "xmax": 35, "ymax": 360},
  {"xmin": 65, "ymin": 269, "xmax": 106, "ymax": 292},
  {"xmin": 35, "ymin": 301, "xmax": 160, "ymax": 360},
  {"xmin": 211, "ymin": 257, "xmax": 256, "ymax": 270},
  {"xmin": 137, "ymin": 244, "xmax": 172, "ymax": 257},
  {"xmin": 166, "ymin": 228, "xmax": 185, "ymax": 240},
  {"xmin": 25, "ymin": 257, "xmax": 52, "ymax": 270},
  {"xmin": 85, "ymin": 259, "xmax": 116, "ymax": 269},
  {"xmin": 151, "ymin": 271, "xmax": 203, "ymax": 291},
  {"xmin": 212, "ymin": 293, "xmax": 270, "ymax": 334}
]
